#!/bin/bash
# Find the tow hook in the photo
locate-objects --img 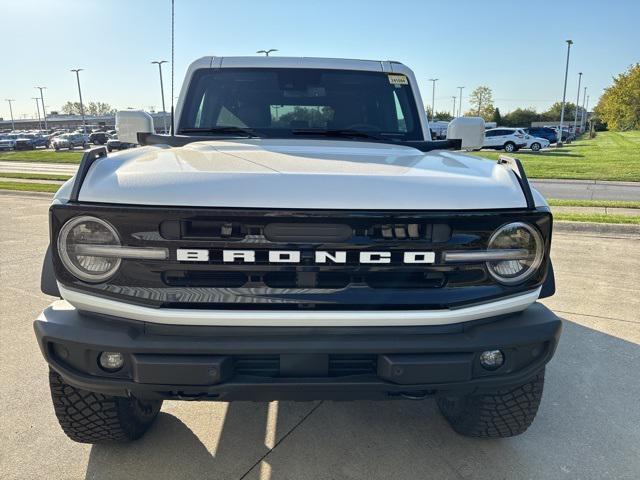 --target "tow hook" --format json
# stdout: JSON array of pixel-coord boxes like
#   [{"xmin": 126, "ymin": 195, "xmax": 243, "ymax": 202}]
[{"xmin": 398, "ymin": 390, "xmax": 435, "ymax": 400}]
